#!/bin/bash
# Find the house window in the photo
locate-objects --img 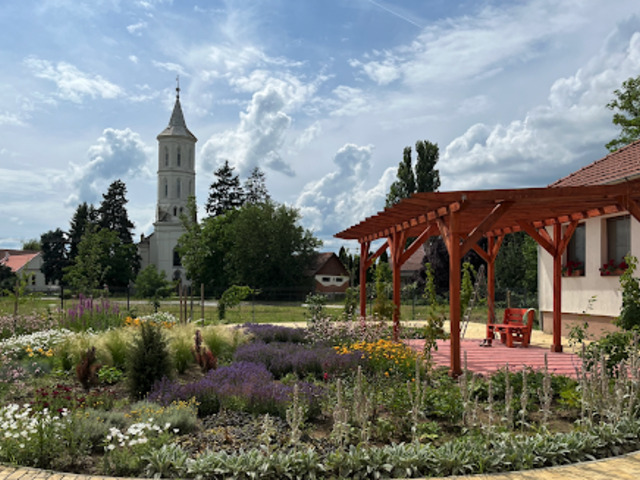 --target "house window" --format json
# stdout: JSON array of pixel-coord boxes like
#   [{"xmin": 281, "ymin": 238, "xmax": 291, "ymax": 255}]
[
  {"xmin": 565, "ymin": 223, "xmax": 585, "ymax": 275},
  {"xmin": 322, "ymin": 277, "xmax": 331, "ymax": 282},
  {"xmin": 606, "ymin": 215, "xmax": 630, "ymax": 266}
]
